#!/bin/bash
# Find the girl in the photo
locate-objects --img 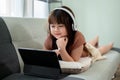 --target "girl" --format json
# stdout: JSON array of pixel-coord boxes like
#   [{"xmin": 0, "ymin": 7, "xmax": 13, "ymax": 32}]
[{"xmin": 44, "ymin": 6, "xmax": 113, "ymax": 62}]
